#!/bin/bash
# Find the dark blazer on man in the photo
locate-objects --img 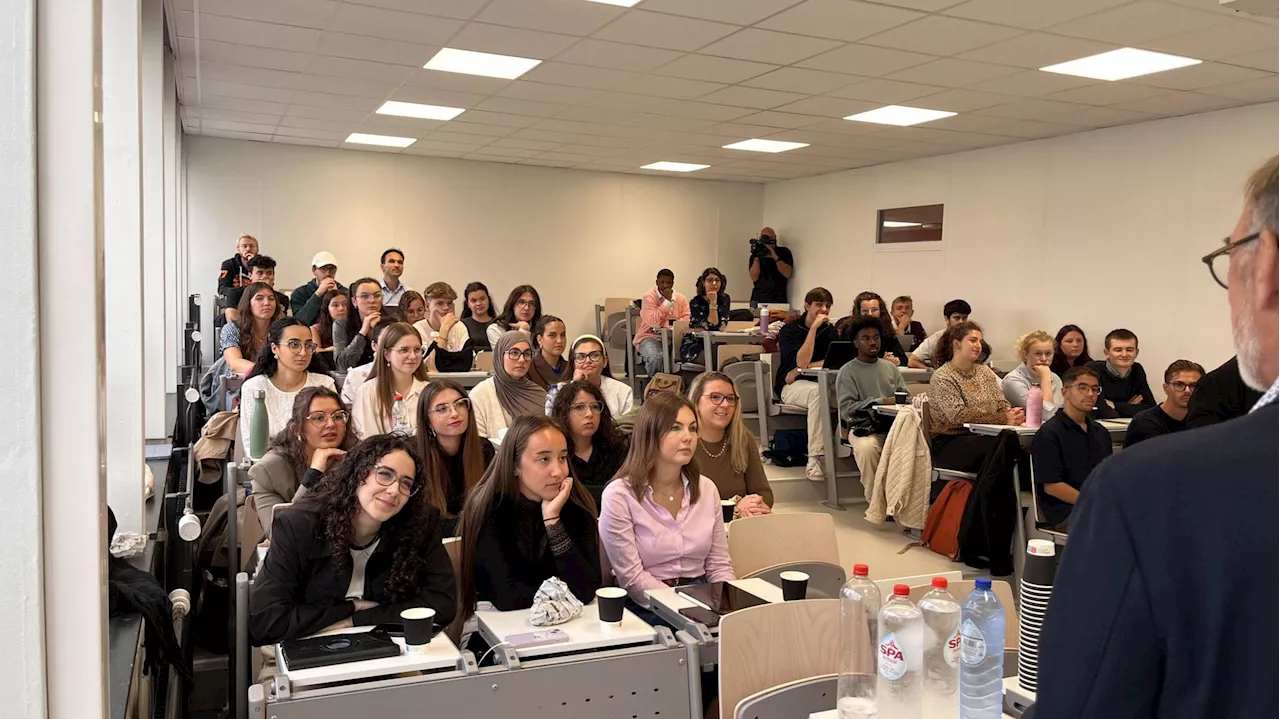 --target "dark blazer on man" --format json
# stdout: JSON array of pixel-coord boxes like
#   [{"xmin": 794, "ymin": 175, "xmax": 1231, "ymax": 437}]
[
  {"xmin": 249, "ymin": 502, "xmax": 456, "ymax": 646},
  {"xmin": 1025, "ymin": 402, "xmax": 1278, "ymax": 719}
]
